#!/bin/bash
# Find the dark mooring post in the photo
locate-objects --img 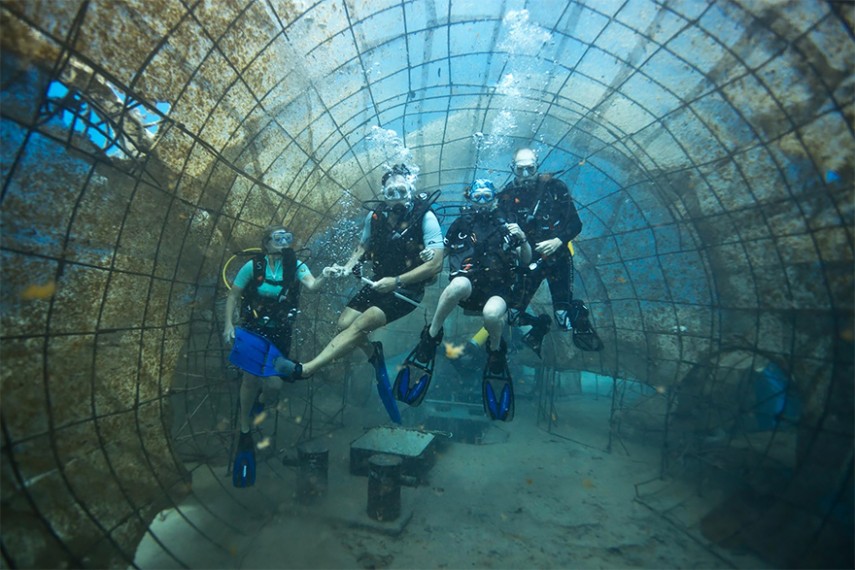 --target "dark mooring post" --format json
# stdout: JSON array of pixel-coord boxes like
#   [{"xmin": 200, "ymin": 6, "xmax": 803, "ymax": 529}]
[
  {"xmin": 367, "ymin": 454, "xmax": 402, "ymax": 521},
  {"xmin": 296, "ymin": 440, "xmax": 329, "ymax": 504}
]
